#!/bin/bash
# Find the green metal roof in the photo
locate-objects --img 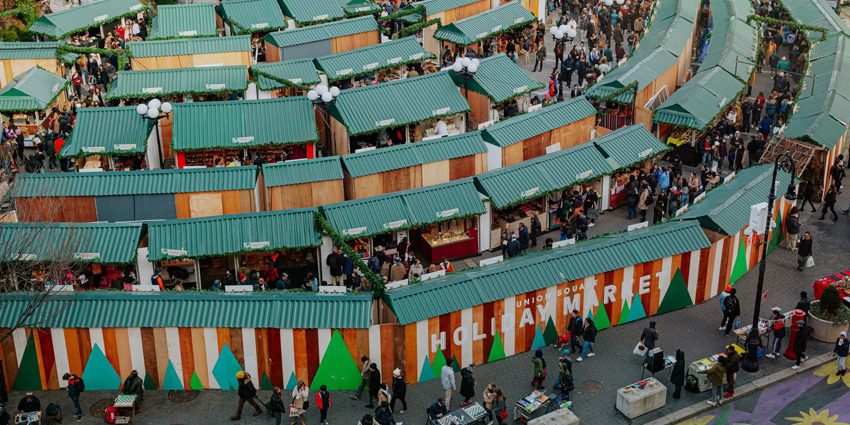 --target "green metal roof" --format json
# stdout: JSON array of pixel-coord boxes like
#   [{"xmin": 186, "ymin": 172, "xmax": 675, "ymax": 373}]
[
  {"xmin": 216, "ymin": 0, "xmax": 289, "ymax": 34},
  {"xmin": 250, "ymin": 59, "xmax": 321, "ymax": 90},
  {"xmin": 265, "ymin": 16, "xmax": 378, "ymax": 48},
  {"xmin": 675, "ymin": 165, "xmax": 794, "ymax": 235},
  {"xmin": 277, "ymin": 0, "xmax": 345, "ymax": 25},
  {"xmin": 474, "ymin": 141, "xmax": 614, "ymax": 209},
  {"xmin": 29, "ymin": 0, "xmax": 148, "ymax": 39},
  {"xmin": 12, "ymin": 166, "xmax": 258, "ymax": 198},
  {"xmin": 171, "ymin": 97, "xmax": 317, "ymax": 151},
  {"xmin": 147, "ymin": 208, "xmax": 321, "ymax": 262},
  {"xmin": 782, "ymin": 0, "xmax": 850, "ymax": 35},
  {"xmin": 409, "ymin": 0, "xmax": 484, "ymax": 16},
  {"xmin": 591, "ymin": 124, "xmax": 672, "ymax": 170},
  {"xmin": 700, "ymin": 17, "xmax": 758, "ymax": 81},
  {"xmin": 314, "ymin": 36, "xmax": 435, "ymax": 82},
  {"xmin": 432, "ymin": 2, "xmax": 536, "ymax": 46},
  {"xmin": 0, "ymin": 42, "xmax": 67, "ymax": 60},
  {"xmin": 0, "ymin": 292, "xmax": 374, "ymax": 329},
  {"xmin": 322, "ymin": 178, "xmax": 485, "ymax": 239},
  {"xmin": 804, "ymin": 39, "xmax": 850, "ymax": 98},
  {"xmin": 328, "ymin": 72, "xmax": 470, "ymax": 136},
  {"xmin": 127, "ymin": 36, "xmax": 250, "ymax": 58},
  {"xmin": 586, "ymin": 48, "xmax": 679, "ymax": 102},
  {"xmin": 810, "ymin": 32, "xmax": 844, "ymax": 59},
  {"xmin": 480, "ymin": 96, "xmax": 596, "ymax": 148},
  {"xmin": 262, "ymin": 157, "xmax": 344, "ymax": 187},
  {"xmin": 147, "ymin": 4, "xmax": 217, "ymax": 39},
  {"xmin": 450, "ymin": 54, "xmax": 544, "ymax": 104},
  {"xmin": 384, "ymin": 220, "xmax": 710, "ymax": 324},
  {"xmin": 653, "ymin": 0, "xmax": 700, "ymax": 22},
  {"xmin": 341, "ymin": 131, "xmax": 487, "ymax": 178},
  {"xmin": 0, "ymin": 66, "xmax": 68, "ymax": 112},
  {"xmin": 105, "ymin": 65, "xmax": 248, "ymax": 100},
  {"xmin": 59, "ymin": 106, "xmax": 154, "ymax": 158},
  {"xmin": 653, "ymin": 67, "xmax": 745, "ymax": 130},
  {"xmin": 338, "ymin": 0, "xmax": 382, "ymax": 16},
  {"xmin": 0, "ymin": 222, "xmax": 143, "ymax": 265},
  {"xmin": 784, "ymin": 92, "xmax": 850, "ymax": 149}
]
